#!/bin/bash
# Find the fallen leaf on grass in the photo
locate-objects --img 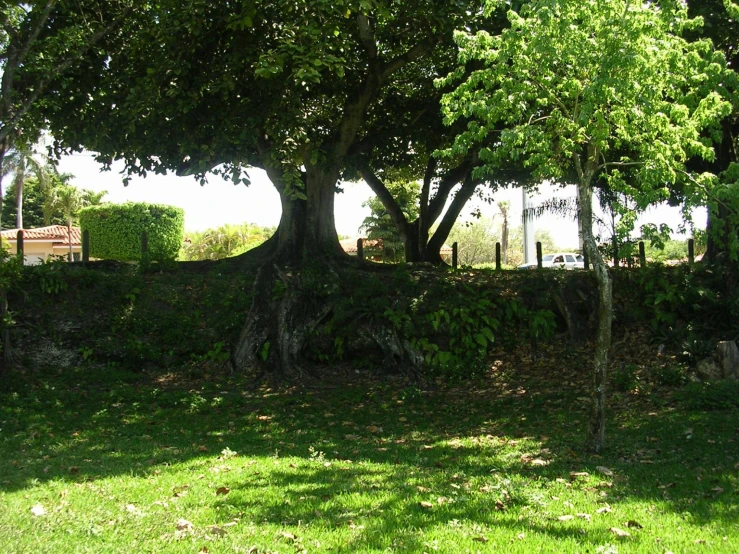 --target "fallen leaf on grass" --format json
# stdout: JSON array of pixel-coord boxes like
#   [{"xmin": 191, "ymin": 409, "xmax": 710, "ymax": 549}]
[
  {"xmin": 208, "ymin": 525, "xmax": 227, "ymax": 537},
  {"xmin": 625, "ymin": 520, "xmax": 643, "ymax": 529},
  {"xmin": 610, "ymin": 527, "xmax": 631, "ymax": 537},
  {"xmin": 596, "ymin": 505, "xmax": 612, "ymax": 514},
  {"xmin": 344, "ymin": 434, "xmax": 359, "ymax": 441},
  {"xmin": 30, "ymin": 504, "xmax": 46, "ymax": 516},
  {"xmin": 216, "ymin": 487, "xmax": 230, "ymax": 495},
  {"xmin": 570, "ymin": 471, "xmax": 589, "ymax": 480},
  {"xmin": 419, "ymin": 501, "xmax": 434, "ymax": 509},
  {"xmin": 577, "ymin": 513, "xmax": 592, "ymax": 521},
  {"xmin": 495, "ymin": 500, "xmax": 506, "ymax": 511},
  {"xmin": 558, "ymin": 515, "xmax": 574, "ymax": 521},
  {"xmin": 472, "ymin": 536, "xmax": 488, "ymax": 543},
  {"xmin": 596, "ymin": 466, "xmax": 614, "ymax": 476},
  {"xmin": 176, "ymin": 519, "xmax": 193, "ymax": 531},
  {"xmin": 125, "ymin": 504, "xmax": 143, "ymax": 516},
  {"xmin": 278, "ymin": 531, "xmax": 297, "ymax": 541}
]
